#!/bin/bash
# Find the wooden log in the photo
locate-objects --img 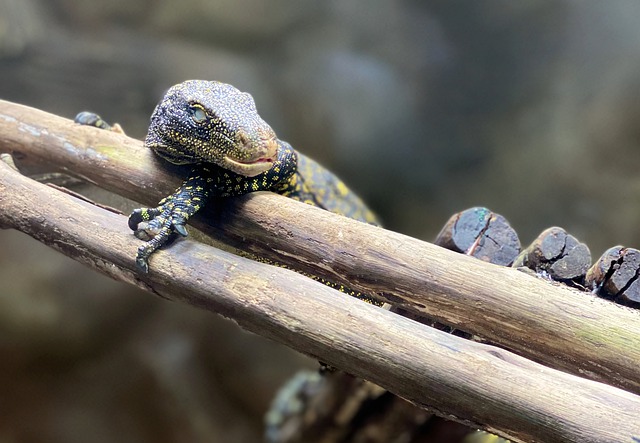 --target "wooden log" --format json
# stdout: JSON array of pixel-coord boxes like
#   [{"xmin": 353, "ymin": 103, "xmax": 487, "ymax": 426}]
[
  {"xmin": 1, "ymin": 100, "xmax": 640, "ymax": 396},
  {"xmin": 434, "ymin": 207, "xmax": 520, "ymax": 266},
  {"xmin": 586, "ymin": 246, "xmax": 640, "ymax": 308},
  {"xmin": 1, "ymin": 157, "xmax": 640, "ymax": 443},
  {"xmin": 513, "ymin": 227, "xmax": 591, "ymax": 283}
]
